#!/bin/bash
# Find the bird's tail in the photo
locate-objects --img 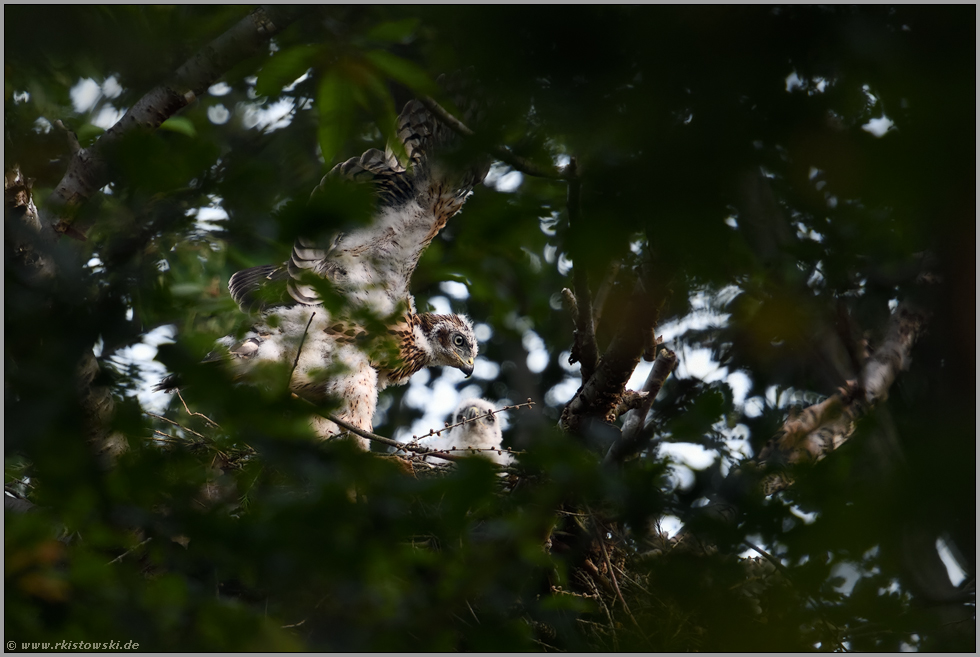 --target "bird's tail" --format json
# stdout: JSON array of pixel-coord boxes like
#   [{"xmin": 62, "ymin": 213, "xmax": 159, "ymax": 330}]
[
  {"xmin": 152, "ymin": 373, "xmax": 181, "ymax": 393},
  {"xmin": 392, "ymin": 70, "xmax": 490, "ymax": 184}
]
